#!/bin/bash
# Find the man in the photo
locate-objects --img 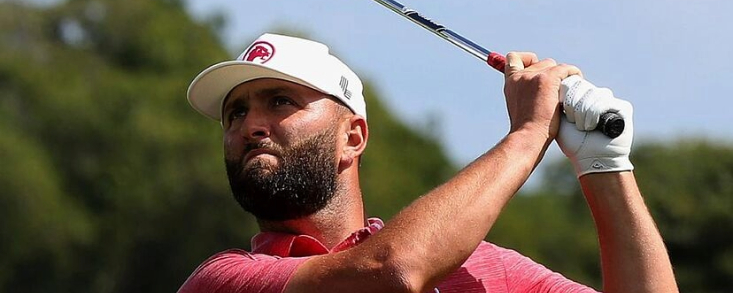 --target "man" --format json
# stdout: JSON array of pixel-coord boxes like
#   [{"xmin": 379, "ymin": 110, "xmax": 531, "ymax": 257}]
[{"xmin": 179, "ymin": 33, "xmax": 678, "ymax": 293}]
